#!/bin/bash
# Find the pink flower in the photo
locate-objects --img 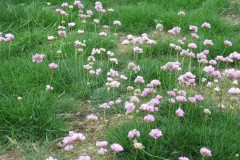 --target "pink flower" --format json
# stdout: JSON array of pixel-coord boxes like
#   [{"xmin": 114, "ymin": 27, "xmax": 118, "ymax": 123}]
[
  {"xmin": 176, "ymin": 108, "xmax": 184, "ymax": 117},
  {"xmin": 200, "ymin": 147, "xmax": 212, "ymax": 157},
  {"xmin": 125, "ymin": 101, "xmax": 135, "ymax": 113},
  {"xmin": 189, "ymin": 25, "xmax": 198, "ymax": 33},
  {"xmin": 229, "ymin": 51, "xmax": 240, "ymax": 60},
  {"xmin": 209, "ymin": 60, "xmax": 217, "ymax": 65},
  {"xmin": 128, "ymin": 129, "xmax": 140, "ymax": 139},
  {"xmin": 61, "ymin": 2, "xmax": 68, "ymax": 7},
  {"xmin": 176, "ymin": 96, "xmax": 187, "ymax": 102},
  {"xmin": 141, "ymin": 88, "xmax": 152, "ymax": 97},
  {"xmin": 201, "ymin": 22, "xmax": 211, "ymax": 29},
  {"xmin": 108, "ymin": 81, "xmax": 120, "ymax": 88},
  {"xmin": 224, "ymin": 40, "xmax": 232, "ymax": 46},
  {"xmin": 48, "ymin": 63, "xmax": 58, "ymax": 69},
  {"xmin": 203, "ymin": 39, "xmax": 214, "ymax": 46},
  {"xmin": 144, "ymin": 114, "xmax": 155, "ymax": 122},
  {"xmin": 167, "ymin": 90, "xmax": 176, "ymax": 96},
  {"xmin": 168, "ymin": 26, "xmax": 181, "ymax": 35},
  {"xmin": 228, "ymin": 88, "xmax": 240, "ymax": 95},
  {"xmin": 96, "ymin": 141, "xmax": 108, "ymax": 147},
  {"xmin": 149, "ymin": 129, "xmax": 163, "ymax": 139},
  {"xmin": 110, "ymin": 143, "xmax": 124, "ymax": 152},
  {"xmin": 64, "ymin": 145, "xmax": 74, "ymax": 151},
  {"xmin": 179, "ymin": 157, "xmax": 189, "ymax": 160},
  {"xmin": 203, "ymin": 66, "xmax": 215, "ymax": 73},
  {"xmin": 97, "ymin": 148, "xmax": 108, "ymax": 155},
  {"xmin": 178, "ymin": 72, "xmax": 196, "ymax": 86},
  {"xmin": 58, "ymin": 30, "xmax": 67, "ymax": 37},
  {"xmin": 202, "ymin": 50, "xmax": 209, "ymax": 55},
  {"xmin": 4, "ymin": 33, "xmax": 15, "ymax": 42},
  {"xmin": 150, "ymin": 80, "xmax": 161, "ymax": 86},
  {"xmin": 133, "ymin": 46, "xmax": 143, "ymax": 54},
  {"xmin": 93, "ymin": 19, "xmax": 100, "ymax": 24},
  {"xmin": 191, "ymin": 33, "xmax": 199, "ymax": 39},
  {"xmin": 169, "ymin": 98, "xmax": 176, "ymax": 103},
  {"xmin": 113, "ymin": 20, "xmax": 121, "ymax": 26},
  {"xmin": 139, "ymin": 104, "xmax": 155, "ymax": 112},
  {"xmin": 188, "ymin": 97, "xmax": 197, "ymax": 103},
  {"xmin": 68, "ymin": 22, "xmax": 75, "ymax": 28},
  {"xmin": 134, "ymin": 76, "xmax": 145, "ymax": 84},
  {"xmin": 195, "ymin": 95, "xmax": 204, "ymax": 101},
  {"xmin": 32, "ymin": 53, "xmax": 45, "ymax": 63},
  {"xmin": 77, "ymin": 156, "xmax": 91, "ymax": 160},
  {"xmin": 188, "ymin": 43, "xmax": 197, "ymax": 49},
  {"xmin": 99, "ymin": 103, "xmax": 110, "ymax": 109}
]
